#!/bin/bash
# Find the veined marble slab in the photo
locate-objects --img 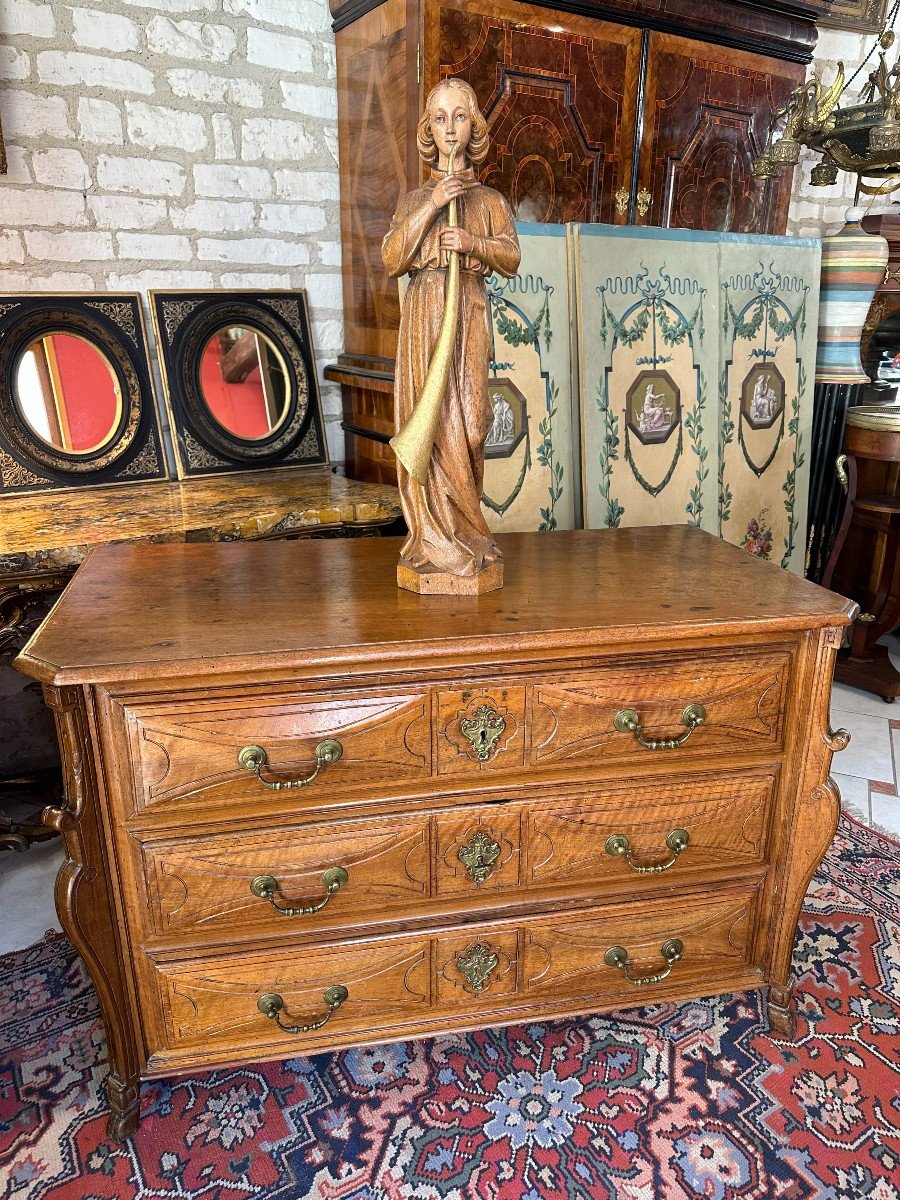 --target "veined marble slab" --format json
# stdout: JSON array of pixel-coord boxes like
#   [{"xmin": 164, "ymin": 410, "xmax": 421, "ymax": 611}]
[{"xmin": 0, "ymin": 466, "xmax": 401, "ymax": 575}]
